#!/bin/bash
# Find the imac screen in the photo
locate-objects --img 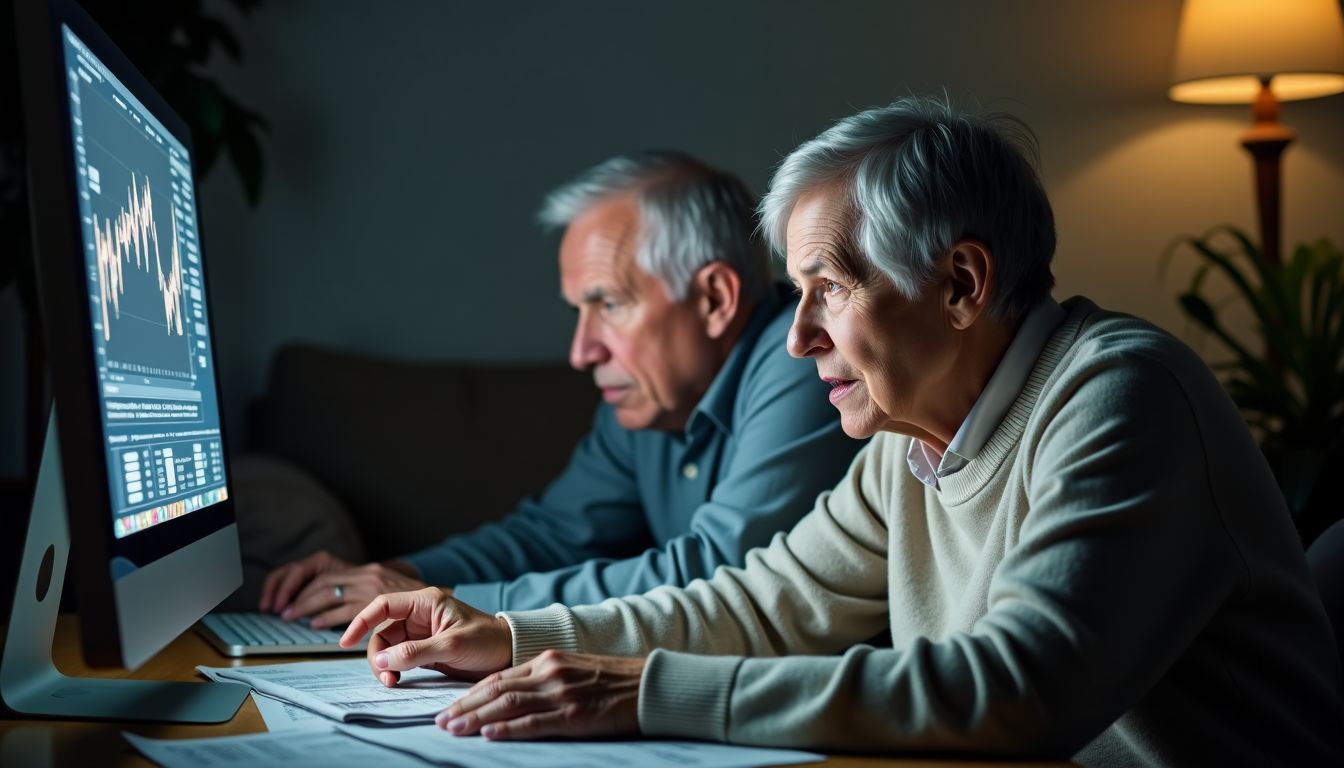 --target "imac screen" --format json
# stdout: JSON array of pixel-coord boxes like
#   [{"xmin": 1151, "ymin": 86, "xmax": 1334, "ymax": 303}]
[{"xmin": 61, "ymin": 25, "xmax": 229, "ymax": 540}]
